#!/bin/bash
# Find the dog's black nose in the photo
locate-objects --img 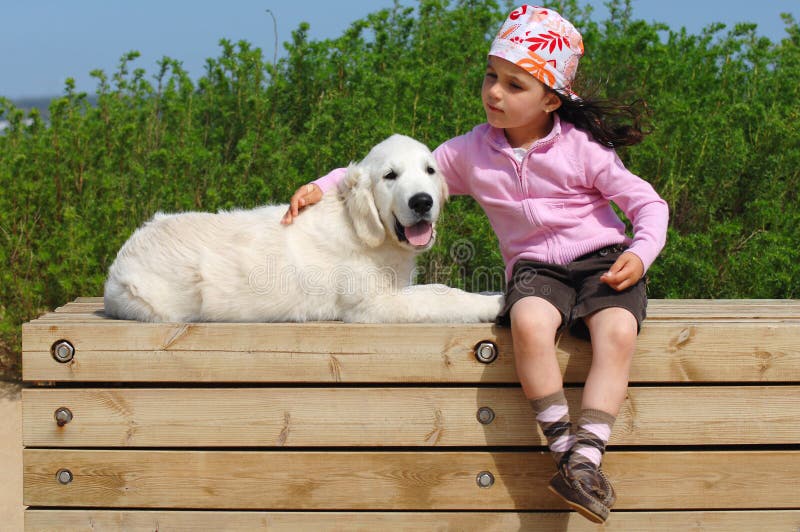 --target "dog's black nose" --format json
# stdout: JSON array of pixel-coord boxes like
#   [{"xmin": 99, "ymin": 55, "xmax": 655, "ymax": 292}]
[{"xmin": 408, "ymin": 193, "xmax": 433, "ymax": 215}]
